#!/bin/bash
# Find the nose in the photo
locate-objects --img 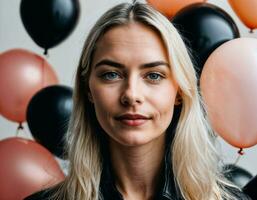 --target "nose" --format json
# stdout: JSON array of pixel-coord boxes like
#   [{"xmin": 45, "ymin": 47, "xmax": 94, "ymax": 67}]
[{"xmin": 120, "ymin": 76, "xmax": 144, "ymax": 107}]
